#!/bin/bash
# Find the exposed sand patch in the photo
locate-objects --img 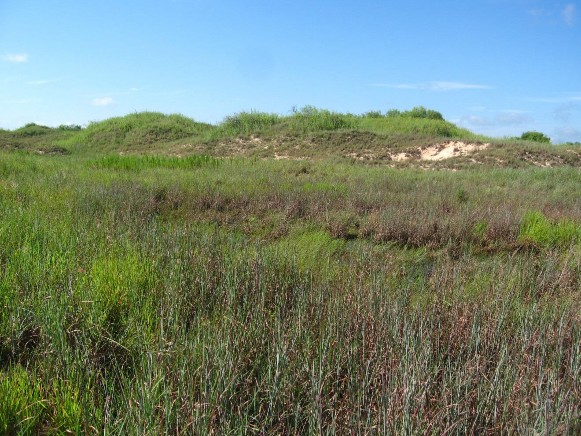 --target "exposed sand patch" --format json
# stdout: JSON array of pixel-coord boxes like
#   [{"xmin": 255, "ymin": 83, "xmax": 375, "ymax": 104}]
[
  {"xmin": 420, "ymin": 141, "xmax": 489, "ymax": 161},
  {"xmin": 346, "ymin": 151, "xmax": 376, "ymax": 161},
  {"xmin": 391, "ymin": 152, "xmax": 410, "ymax": 162},
  {"xmin": 273, "ymin": 153, "xmax": 306, "ymax": 161},
  {"xmin": 356, "ymin": 142, "xmax": 490, "ymax": 163}
]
